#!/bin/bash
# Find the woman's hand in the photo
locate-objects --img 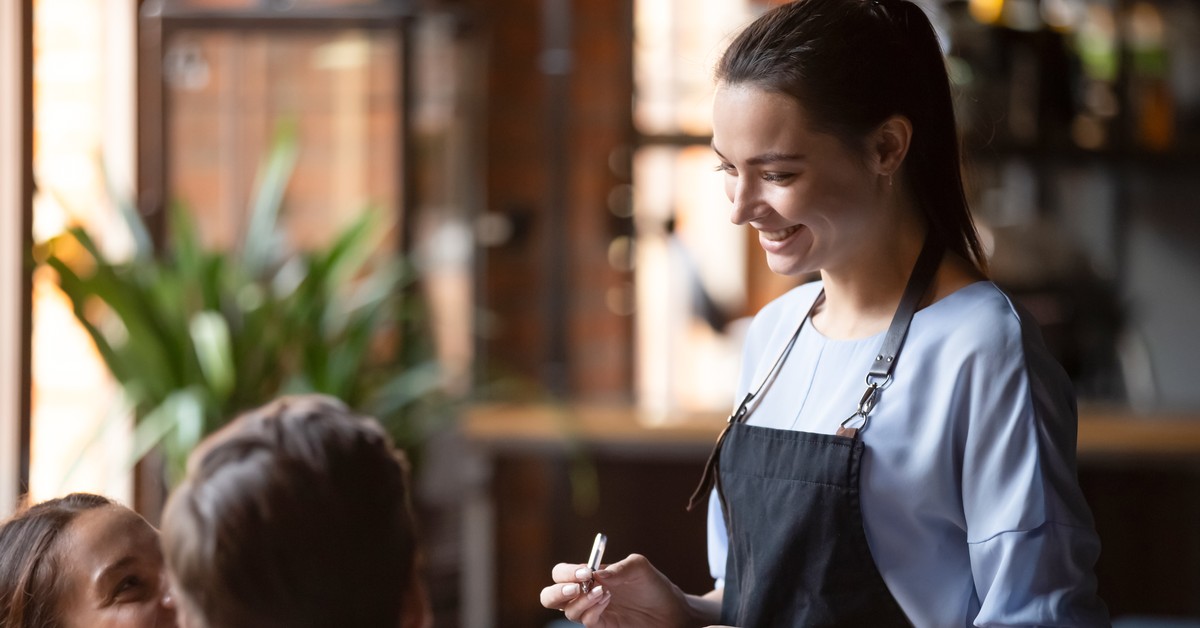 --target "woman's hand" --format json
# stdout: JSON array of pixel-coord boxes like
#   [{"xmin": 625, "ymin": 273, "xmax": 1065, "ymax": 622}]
[{"xmin": 539, "ymin": 553, "xmax": 710, "ymax": 627}]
